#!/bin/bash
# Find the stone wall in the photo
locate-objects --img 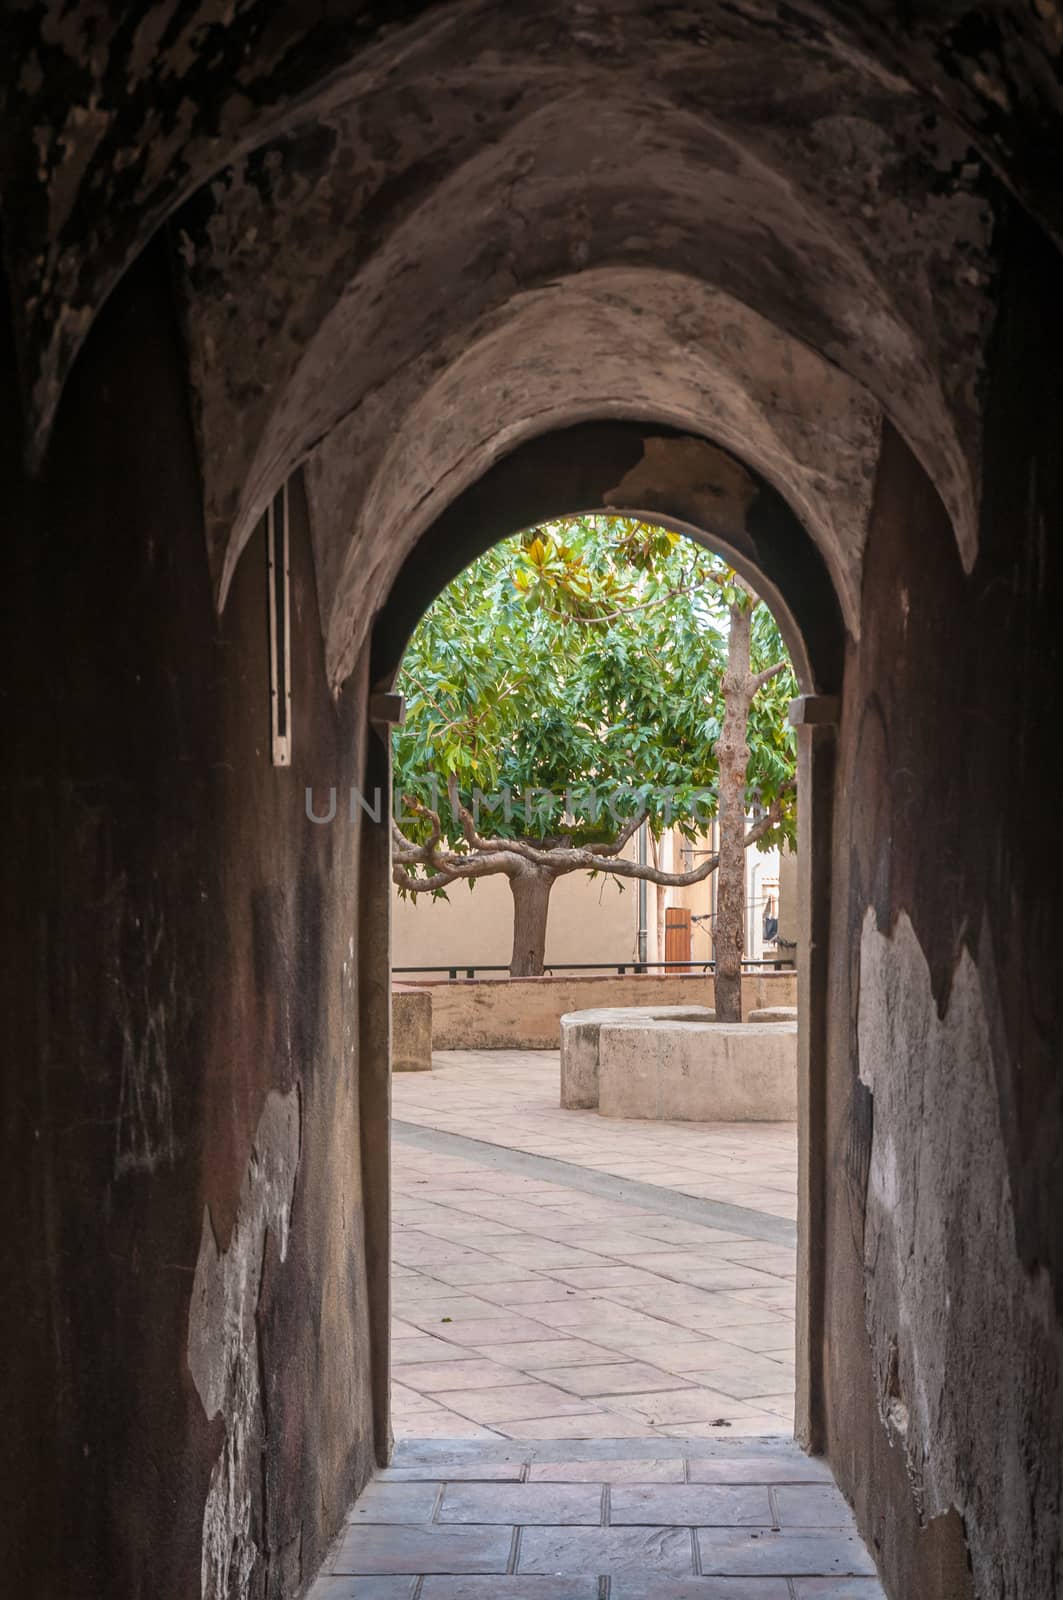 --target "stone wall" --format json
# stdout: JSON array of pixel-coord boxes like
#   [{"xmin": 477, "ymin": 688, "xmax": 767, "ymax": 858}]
[
  {"xmin": 1, "ymin": 246, "xmax": 376, "ymax": 1599},
  {"xmin": 417, "ymin": 971, "xmax": 798, "ymax": 1050},
  {"xmin": 819, "ymin": 206, "xmax": 1063, "ymax": 1600}
]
